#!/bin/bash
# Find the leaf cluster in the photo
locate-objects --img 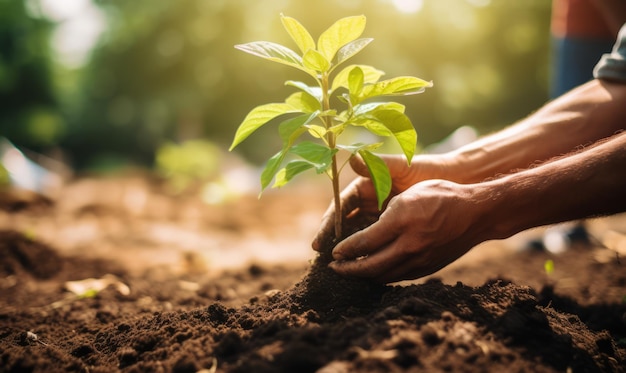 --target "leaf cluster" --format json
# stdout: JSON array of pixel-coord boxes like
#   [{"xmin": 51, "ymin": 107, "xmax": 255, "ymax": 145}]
[{"xmin": 230, "ymin": 15, "xmax": 431, "ymax": 209}]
